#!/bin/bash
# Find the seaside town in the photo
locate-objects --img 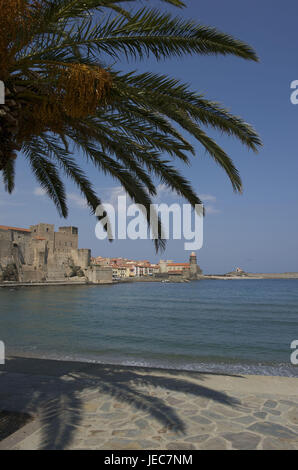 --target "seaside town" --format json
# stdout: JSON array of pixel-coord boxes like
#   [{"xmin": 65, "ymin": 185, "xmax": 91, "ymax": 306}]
[
  {"xmin": 92, "ymin": 255, "xmax": 202, "ymax": 281},
  {"xmin": 0, "ymin": 223, "xmax": 203, "ymax": 284},
  {"xmin": 1, "ymin": 223, "xmax": 297, "ymax": 285}
]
